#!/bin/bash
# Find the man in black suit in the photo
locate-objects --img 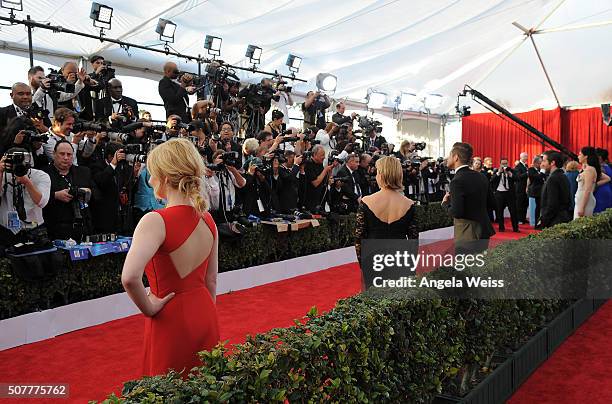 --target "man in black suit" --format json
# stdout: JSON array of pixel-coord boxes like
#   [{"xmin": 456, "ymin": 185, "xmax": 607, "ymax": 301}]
[
  {"xmin": 332, "ymin": 102, "xmax": 356, "ymax": 126},
  {"xmin": 527, "ymin": 156, "xmax": 546, "ymax": 227},
  {"xmin": 0, "ymin": 83, "xmax": 32, "ymax": 130},
  {"xmin": 95, "ymin": 79, "xmax": 138, "ymax": 131},
  {"xmin": 363, "ymin": 128, "xmax": 386, "ymax": 152},
  {"xmin": 331, "ymin": 153, "xmax": 362, "ymax": 213},
  {"xmin": 442, "ymin": 142, "xmax": 495, "ymax": 253},
  {"xmin": 491, "ymin": 157, "xmax": 519, "ymax": 232},
  {"xmin": 158, "ymin": 62, "xmax": 195, "ymax": 123},
  {"xmin": 539, "ymin": 150, "xmax": 571, "ymax": 228},
  {"xmin": 514, "ymin": 152, "xmax": 529, "ymax": 223}
]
